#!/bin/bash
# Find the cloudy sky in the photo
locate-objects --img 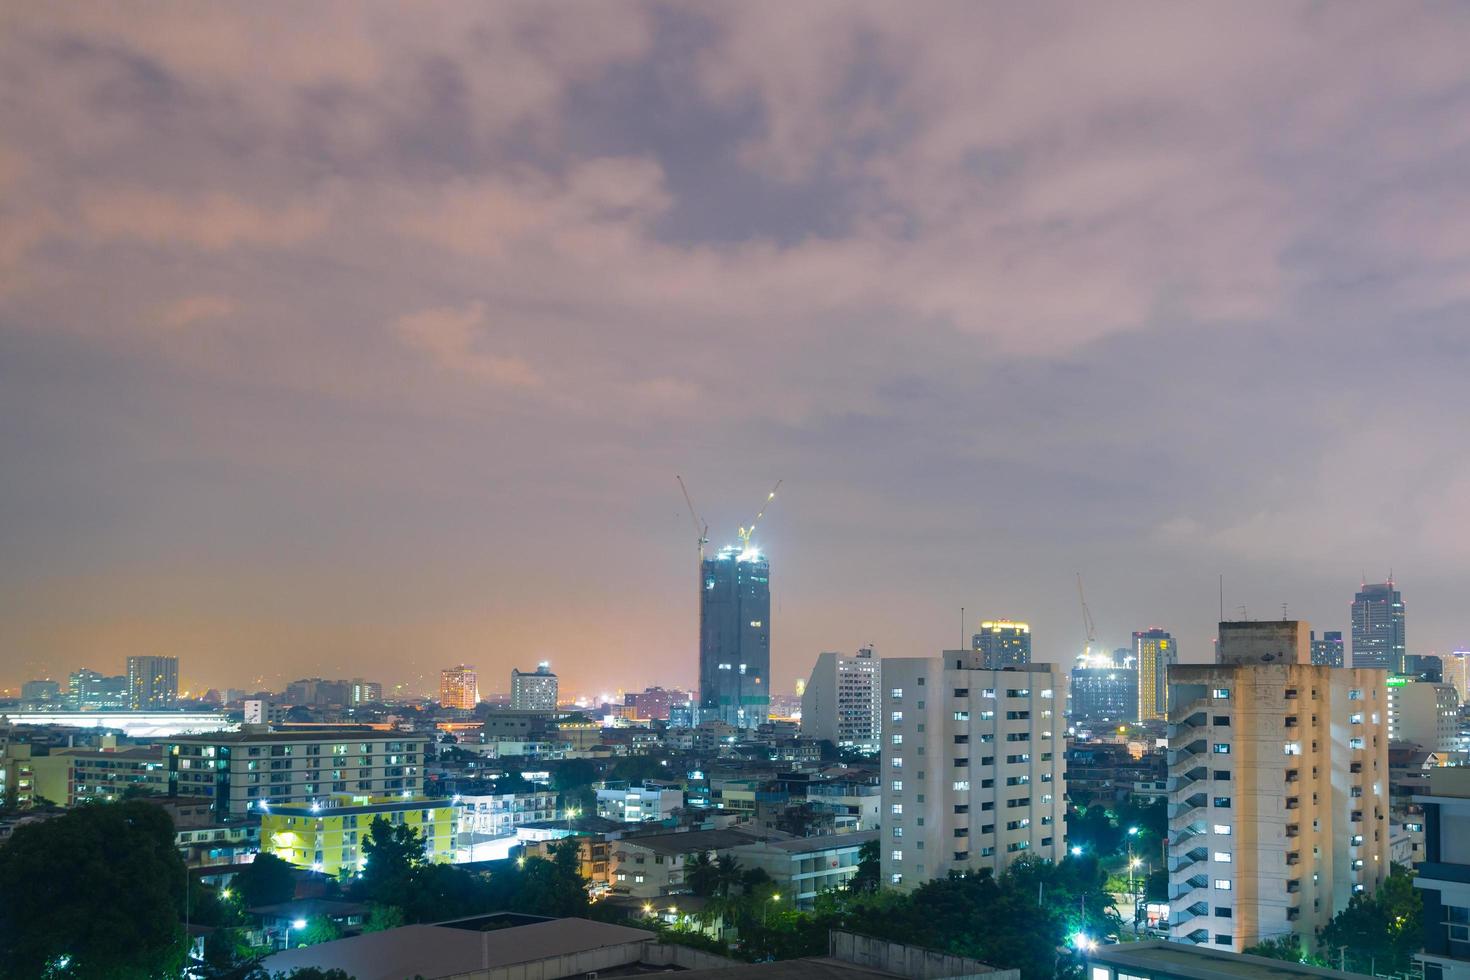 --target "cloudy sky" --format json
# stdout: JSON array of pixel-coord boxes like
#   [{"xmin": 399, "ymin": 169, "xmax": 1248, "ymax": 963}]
[{"xmin": 3, "ymin": 3, "xmax": 1470, "ymax": 696}]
